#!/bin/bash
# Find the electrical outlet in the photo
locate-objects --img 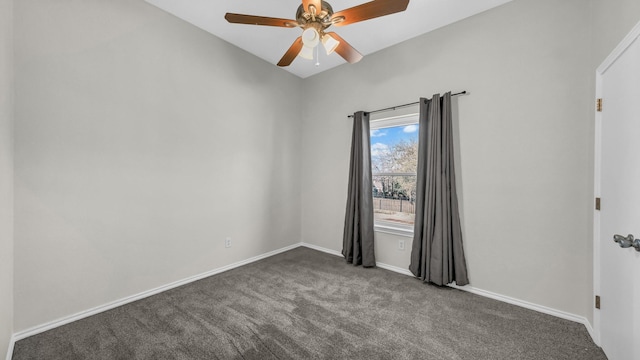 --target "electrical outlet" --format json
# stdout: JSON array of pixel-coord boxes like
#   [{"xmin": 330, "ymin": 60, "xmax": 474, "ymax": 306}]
[
  {"xmin": 225, "ymin": 237, "xmax": 231, "ymax": 248},
  {"xmin": 398, "ymin": 240, "xmax": 405, "ymax": 251}
]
